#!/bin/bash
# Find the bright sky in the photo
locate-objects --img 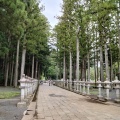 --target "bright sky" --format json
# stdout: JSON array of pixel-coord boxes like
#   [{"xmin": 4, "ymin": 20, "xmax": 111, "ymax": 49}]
[{"xmin": 41, "ymin": 0, "xmax": 63, "ymax": 28}]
